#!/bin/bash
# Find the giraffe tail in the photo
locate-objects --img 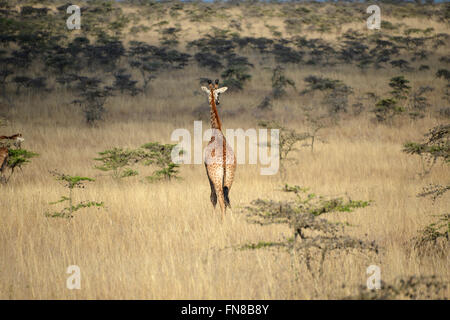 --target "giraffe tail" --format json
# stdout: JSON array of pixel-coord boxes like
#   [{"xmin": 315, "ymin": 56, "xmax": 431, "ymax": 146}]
[{"xmin": 223, "ymin": 186, "xmax": 231, "ymax": 208}]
